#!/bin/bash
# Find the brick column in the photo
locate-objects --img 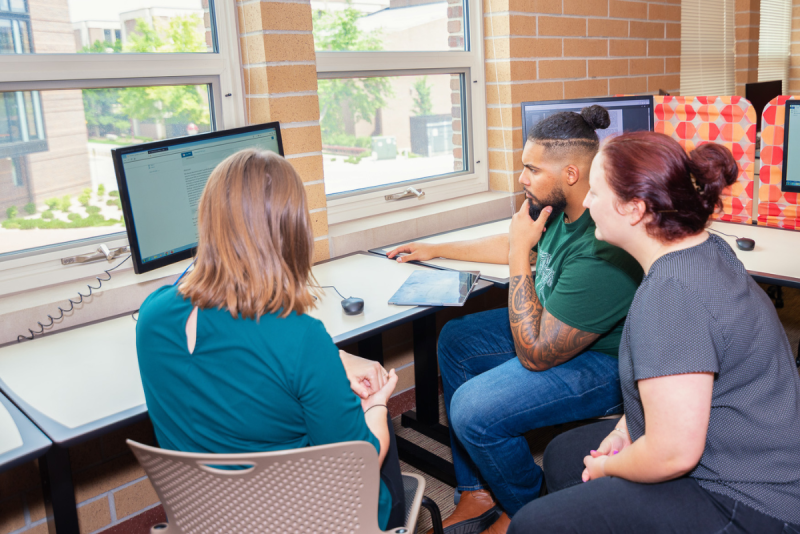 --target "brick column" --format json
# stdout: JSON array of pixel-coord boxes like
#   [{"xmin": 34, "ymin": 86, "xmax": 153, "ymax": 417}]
[
  {"xmin": 236, "ymin": 0, "xmax": 329, "ymax": 262},
  {"xmin": 449, "ymin": 0, "xmax": 465, "ymax": 171},
  {"xmin": 791, "ymin": 0, "xmax": 800, "ymax": 92},
  {"xmin": 735, "ymin": 0, "xmax": 760, "ymax": 97}
]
